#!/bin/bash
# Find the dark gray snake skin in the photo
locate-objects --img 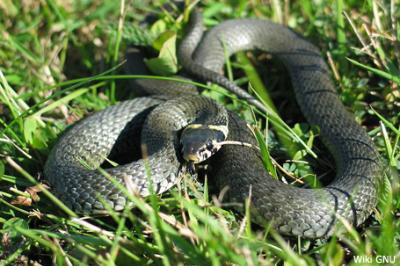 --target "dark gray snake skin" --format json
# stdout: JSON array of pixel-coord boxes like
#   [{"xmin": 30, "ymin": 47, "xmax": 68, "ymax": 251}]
[
  {"xmin": 44, "ymin": 96, "xmax": 228, "ymax": 212},
  {"xmin": 44, "ymin": 11, "xmax": 381, "ymax": 238}
]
